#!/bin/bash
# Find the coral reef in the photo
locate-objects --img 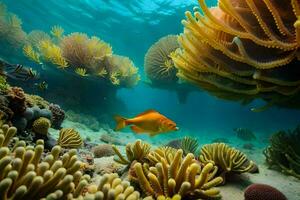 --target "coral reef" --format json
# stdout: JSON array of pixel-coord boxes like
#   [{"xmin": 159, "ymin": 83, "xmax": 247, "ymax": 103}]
[
  {"xmin": 234, "ymin": 128, "xmax": 256, "ymax": 141},
  {"xmin": 32, "ymin": 117, "xmax": 51, "ymax": 135},
  {"xmin": 112, "ymin": 140, "xmax": 151, "ymax": 165},
  {"xmin": 147, "ymin": 146, "xmax": 178, "ymax": 166},
  {"xmin": 144, "ymin": 35, "xmax": 179, "ymax": 84},
  {"xmin": 199, "ymin": 143, "xmax": 255, "ymax": 182},
  {"xmin": 49, "ymin": 103, "xmax": 65, "ymax": 129},
  {"xmin": 0, "ymin": 124, "xmax": 89, "ymax": 199},
  {"xmin": 172, "ymin": 0, "xmax": 300, "ymax": 109},
  {"xmin": 263, "ymin": 125, "xmax": 300, "ymax": 179},
  {"xmin": 57, "ymin": 128, "xmax": 83, "ymax": 148},
  {"xmin": 244, "ymin": 184, "xmax": 287, "ymax": 200},
  {"xmin": 132, "ymin": 149, "xmax": 223, "ymax": 199},
  {"xmin": 92, "ymin": 144, "xmax": 115, "ymax": 158},
  {"xmin": 6, "ymin": 87, "xmax": 26, "ymax": 114},
  {"xmin": 25, "ymin": 94, "xmax": 50, "ymax": 109}
]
